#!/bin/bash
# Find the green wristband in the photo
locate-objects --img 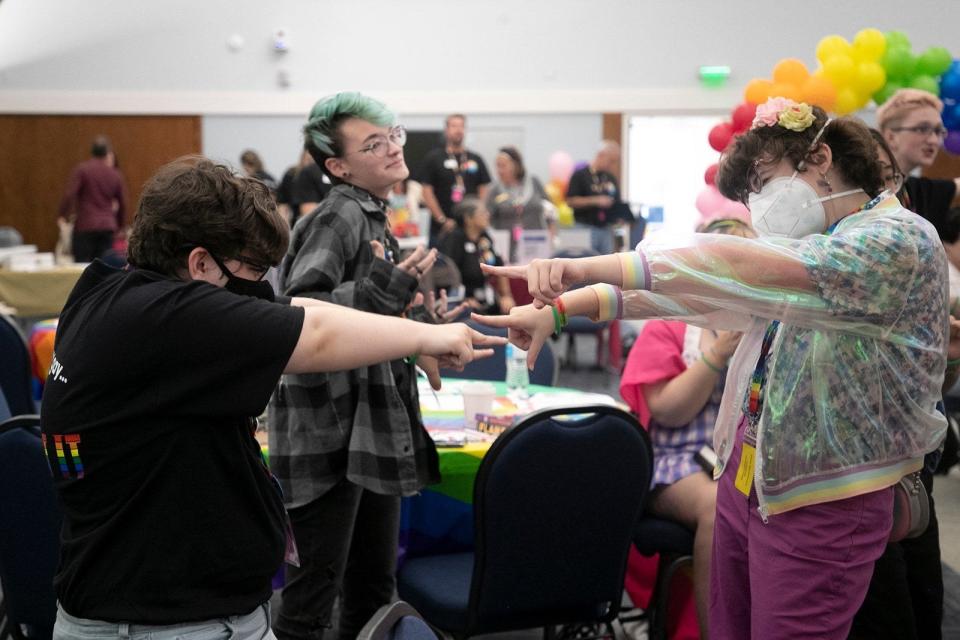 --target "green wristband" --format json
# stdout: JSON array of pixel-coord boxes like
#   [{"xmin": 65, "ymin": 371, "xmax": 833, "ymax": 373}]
[
  {"xmin": 551, "ymin": 306, "xmax": 562, "ymax": 336},
  {"xmin": 701, "ymin": 352, "xmax": 724, "ymax": 374},
  {"xmin": 947, "ymin": 357, "xmax": 960, "ymax": 368}
]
